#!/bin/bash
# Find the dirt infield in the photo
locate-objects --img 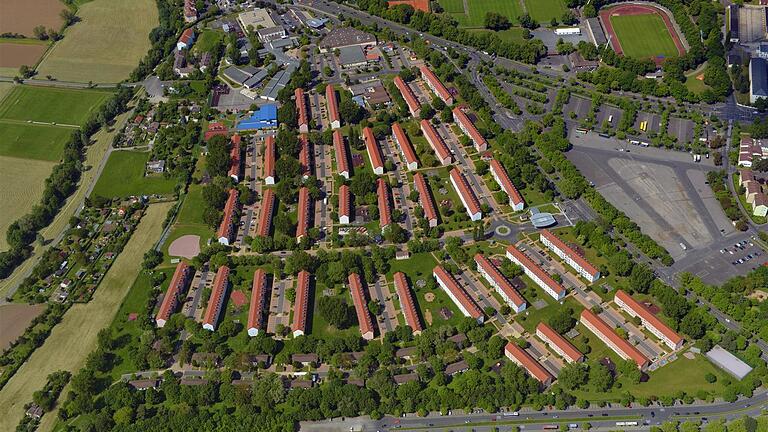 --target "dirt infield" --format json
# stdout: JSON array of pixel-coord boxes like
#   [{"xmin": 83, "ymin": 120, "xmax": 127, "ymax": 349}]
[
  {"xmin": 168, "ymin": 234, "xmax": 201, "ymax": 258},
  {"xmin": 0, "ymin": 303, "xmax": 46, "ymax": 350},
  {"xmin": 0, "ymin": 0, "xmax": 66, "ymax": 37},
  {"xmin": 599, "ymin": 3, "xmax": 685, "ymax": 61},
  {"xmin": 0, "ymin": 43, "xmax": 47, "ymax": 69}
]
